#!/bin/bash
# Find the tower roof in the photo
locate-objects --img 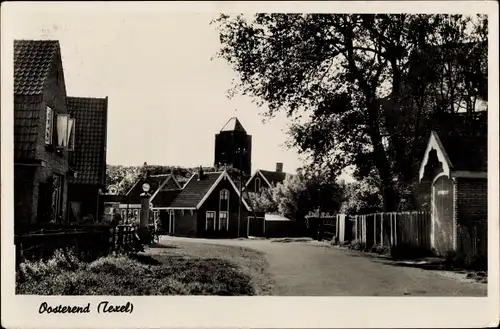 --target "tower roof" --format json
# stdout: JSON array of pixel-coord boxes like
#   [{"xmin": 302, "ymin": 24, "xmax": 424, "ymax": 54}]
[{"xmin": 220, "ymin": 117, "xmax": 246, "ymax": 133}]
